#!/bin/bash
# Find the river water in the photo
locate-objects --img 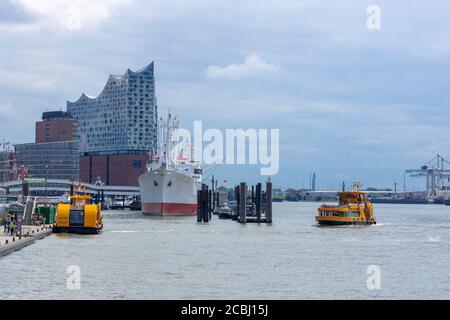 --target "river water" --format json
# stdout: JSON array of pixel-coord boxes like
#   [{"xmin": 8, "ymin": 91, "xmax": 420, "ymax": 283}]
[{"xmin": 0, "ymin": 202, "xmax": 449, "ymax": 299}]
